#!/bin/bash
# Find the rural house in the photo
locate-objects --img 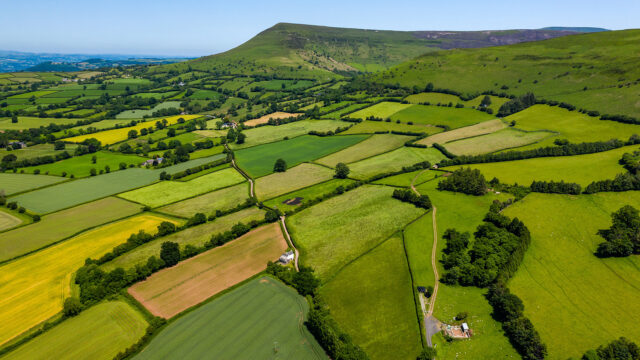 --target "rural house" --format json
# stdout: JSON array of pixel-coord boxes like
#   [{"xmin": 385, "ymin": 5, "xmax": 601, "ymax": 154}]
[{"xmin": 279, "ymin": 251, "xmax": 295, "ymax": 264}]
